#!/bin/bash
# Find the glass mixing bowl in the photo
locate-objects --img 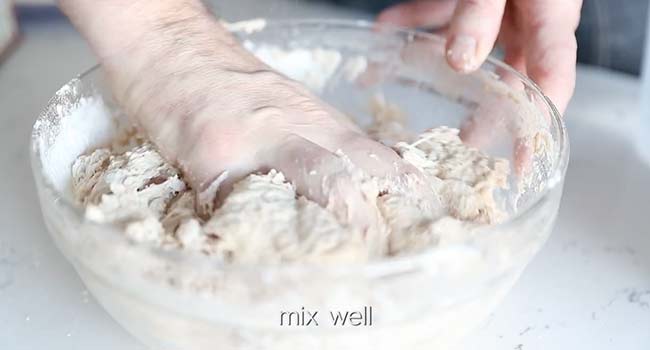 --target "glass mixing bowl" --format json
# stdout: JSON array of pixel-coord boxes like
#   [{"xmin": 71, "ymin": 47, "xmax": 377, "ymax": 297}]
[{"xmin": 31, "ymin": 19, "xmax": 568, "ymax": 350}]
